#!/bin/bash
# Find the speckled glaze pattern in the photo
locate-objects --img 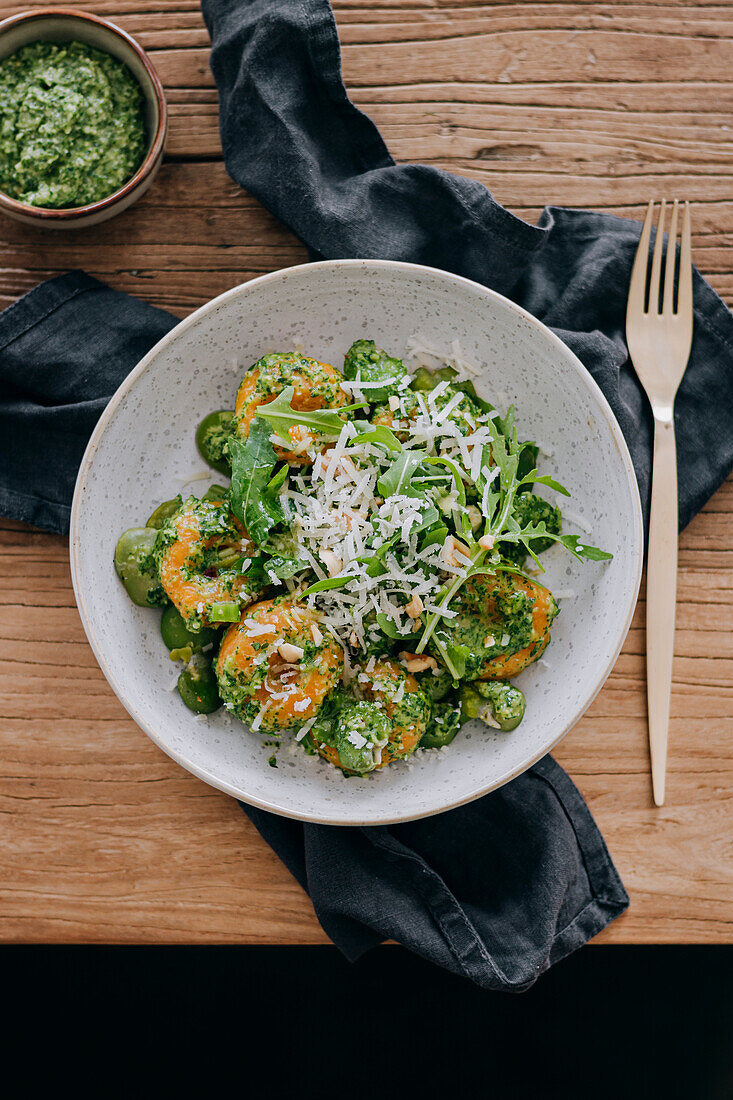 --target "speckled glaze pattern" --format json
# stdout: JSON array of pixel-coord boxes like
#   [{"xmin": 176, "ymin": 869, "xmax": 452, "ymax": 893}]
[{"xmin": 70, "ymin": 260, "xmax": 643, "ymax": 826}]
